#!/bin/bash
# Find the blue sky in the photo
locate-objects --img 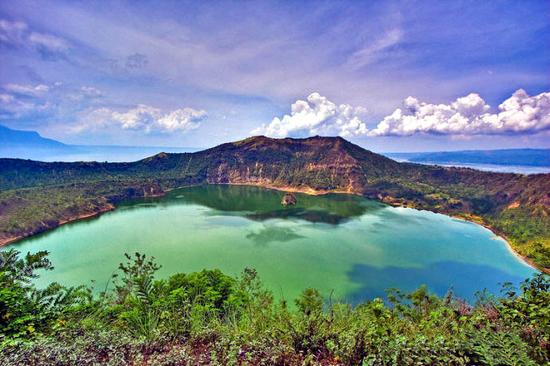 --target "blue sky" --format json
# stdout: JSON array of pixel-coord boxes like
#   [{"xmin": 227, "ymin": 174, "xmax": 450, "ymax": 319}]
[{"xmin": 0, "ymin": 0, "xmax": 549, "ymax": 151}]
